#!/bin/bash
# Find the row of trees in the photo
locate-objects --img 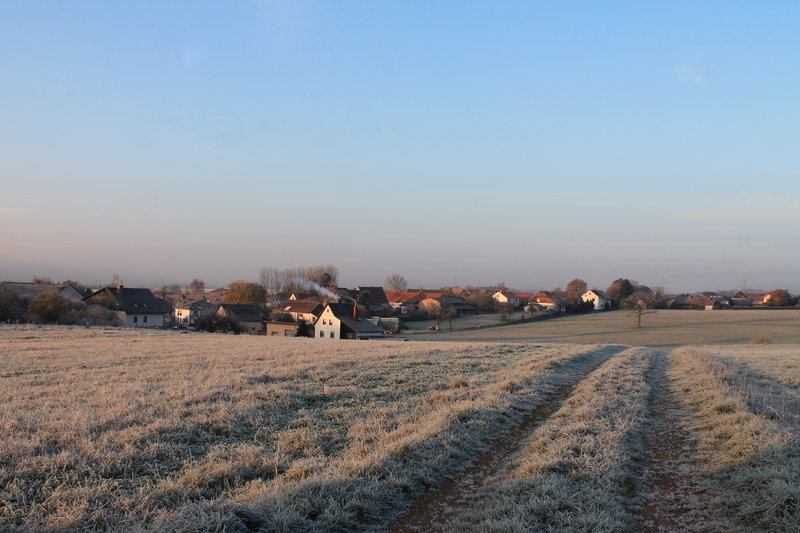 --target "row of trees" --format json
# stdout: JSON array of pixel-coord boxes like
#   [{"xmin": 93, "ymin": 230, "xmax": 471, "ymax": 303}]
[{"xmin": 259, "ymin": 265, "xmax": 340, "ymax": 296}]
